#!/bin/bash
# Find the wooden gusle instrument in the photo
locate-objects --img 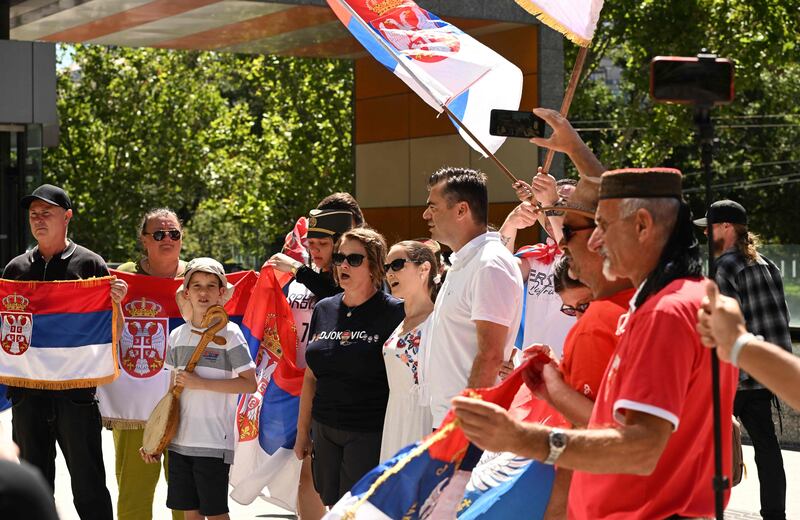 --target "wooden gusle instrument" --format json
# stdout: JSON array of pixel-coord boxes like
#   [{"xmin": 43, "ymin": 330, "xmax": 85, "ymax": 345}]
[{"xmin": 141, "ymin": 305, "xmax": 228, "ymax": 456}]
